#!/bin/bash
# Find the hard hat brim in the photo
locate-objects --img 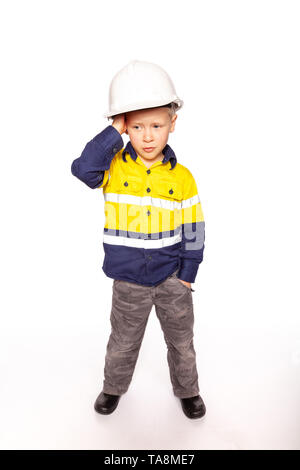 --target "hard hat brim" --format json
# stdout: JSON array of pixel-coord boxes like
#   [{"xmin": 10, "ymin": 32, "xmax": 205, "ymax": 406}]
[{"xmin": 103, "ymin": 97, "xmax": 184, "ymax": 119}]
